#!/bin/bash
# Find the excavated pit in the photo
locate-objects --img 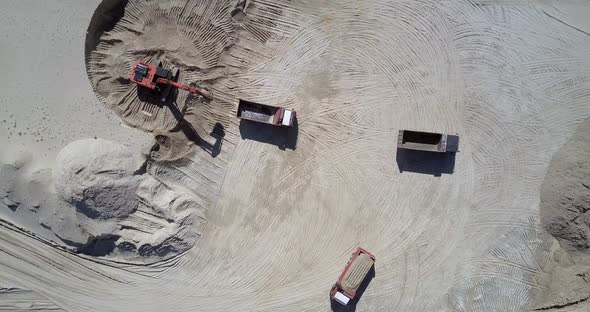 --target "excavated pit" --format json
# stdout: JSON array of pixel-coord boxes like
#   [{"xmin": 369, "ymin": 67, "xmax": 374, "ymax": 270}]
[{"xmin": 85, "ymin": 0, "xmax": 241, "ymax": 132}]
